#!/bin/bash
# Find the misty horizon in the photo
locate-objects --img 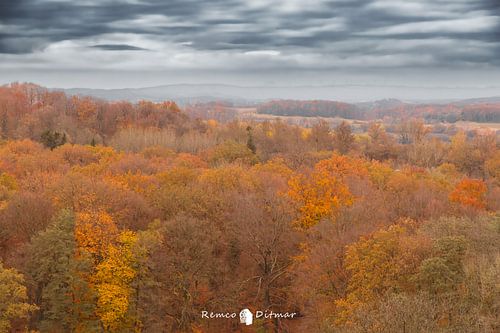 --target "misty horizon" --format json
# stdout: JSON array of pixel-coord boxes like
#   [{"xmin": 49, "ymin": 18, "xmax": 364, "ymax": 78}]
[
  {"xmin": 52, "ymin": 82, "xmax": 500, "ymax": 104},
  {"xmin": 1, "ymin": 0, "xmax": 499, "ymax": 101}
]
